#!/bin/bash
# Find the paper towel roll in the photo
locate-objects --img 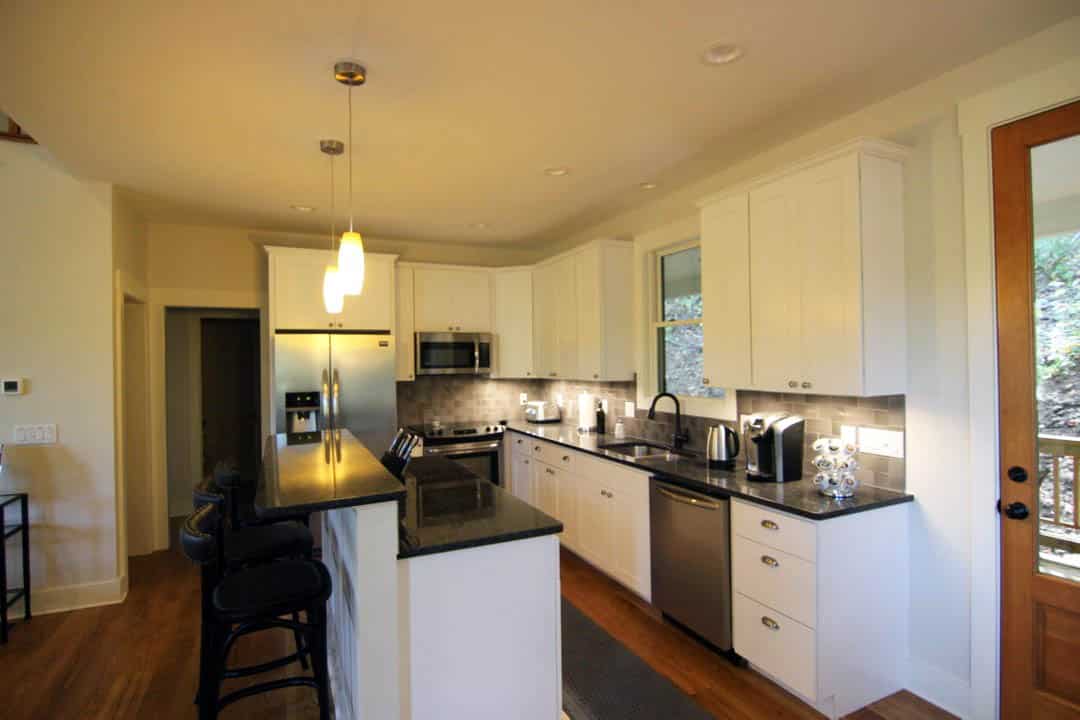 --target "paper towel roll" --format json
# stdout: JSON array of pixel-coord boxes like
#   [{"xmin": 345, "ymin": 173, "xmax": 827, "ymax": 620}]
[{"xmin": 577, "ymin": 392, "xmax": 595, "ymax": 432}]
